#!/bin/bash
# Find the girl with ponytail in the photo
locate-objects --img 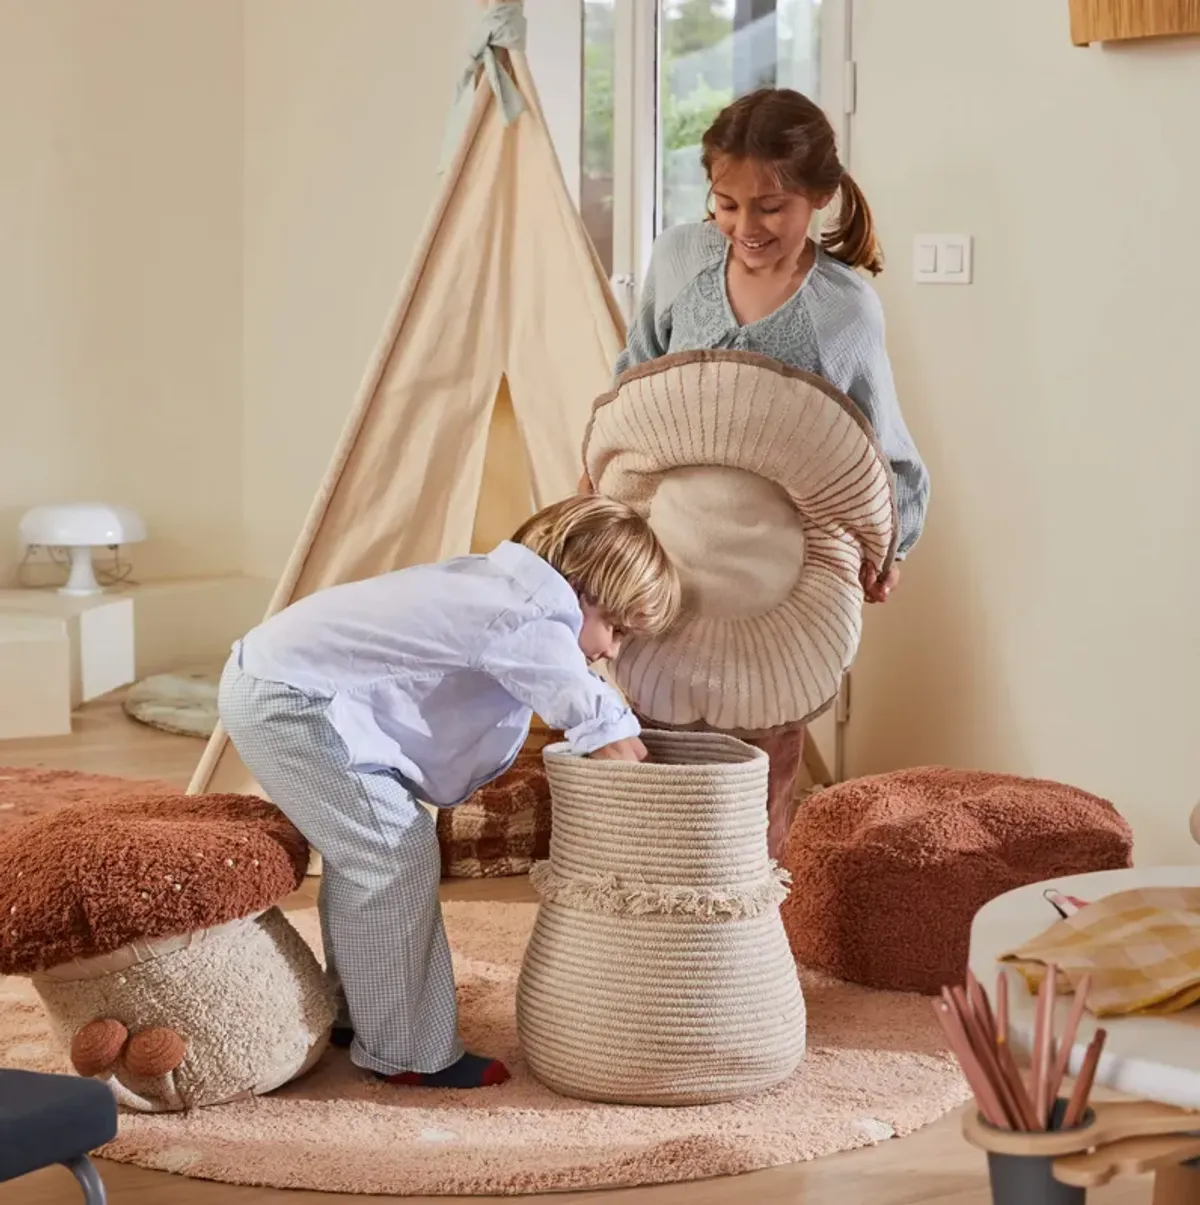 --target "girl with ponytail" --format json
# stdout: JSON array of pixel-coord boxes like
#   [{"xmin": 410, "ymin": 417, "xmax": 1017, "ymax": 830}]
[{"xmin": 607, "ymin": 87, "xmax": 930, "ymax": 859}]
